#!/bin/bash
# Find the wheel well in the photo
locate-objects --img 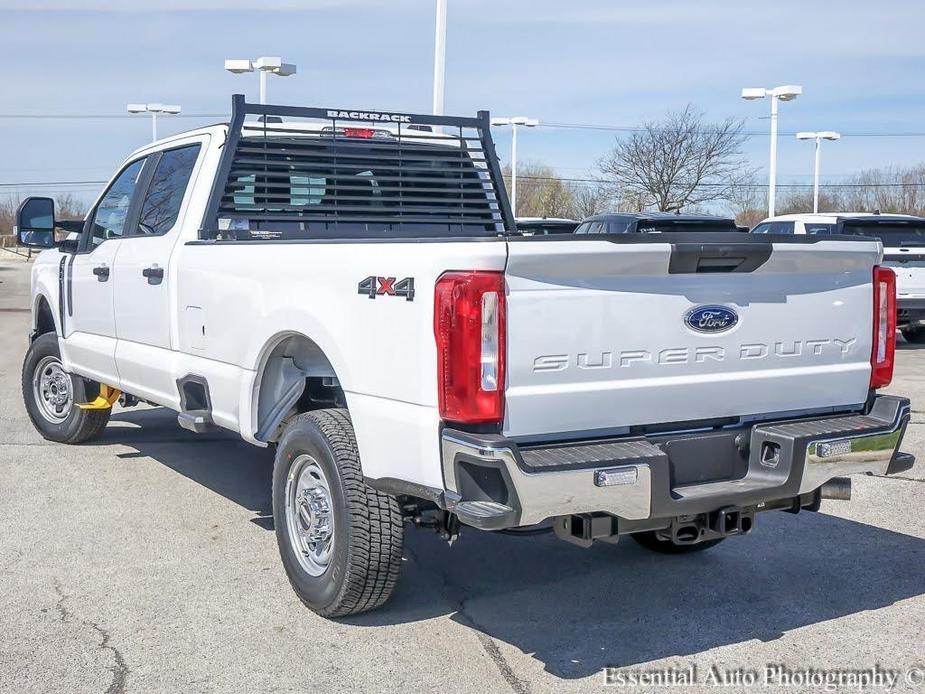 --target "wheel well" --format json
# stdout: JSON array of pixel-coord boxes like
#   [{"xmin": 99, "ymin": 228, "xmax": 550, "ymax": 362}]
[
  {"xmin": 254, "ymin": 334, "xmax": 345, "ymax": 442},
  {"xmin": 35, "ymin": 296, "xmax": 56, "ymax": 337}
]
